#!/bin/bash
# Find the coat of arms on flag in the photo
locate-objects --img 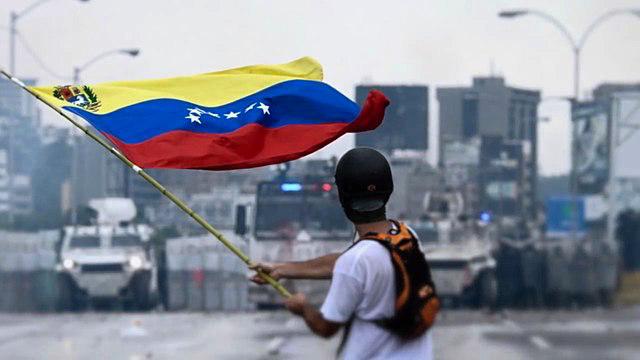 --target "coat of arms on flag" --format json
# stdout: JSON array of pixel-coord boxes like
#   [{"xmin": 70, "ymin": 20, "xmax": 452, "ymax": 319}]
[{"xmin": 52, "ymin": 85, "xmax": 101, "ymax": 112}]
